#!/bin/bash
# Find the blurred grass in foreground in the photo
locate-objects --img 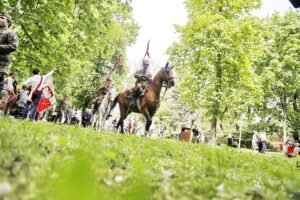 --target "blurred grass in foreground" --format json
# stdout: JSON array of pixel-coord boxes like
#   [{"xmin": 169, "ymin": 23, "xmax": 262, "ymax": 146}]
[{"xmin": 0, "ymin": 117, "xmax": 300, "ymax": 200}]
